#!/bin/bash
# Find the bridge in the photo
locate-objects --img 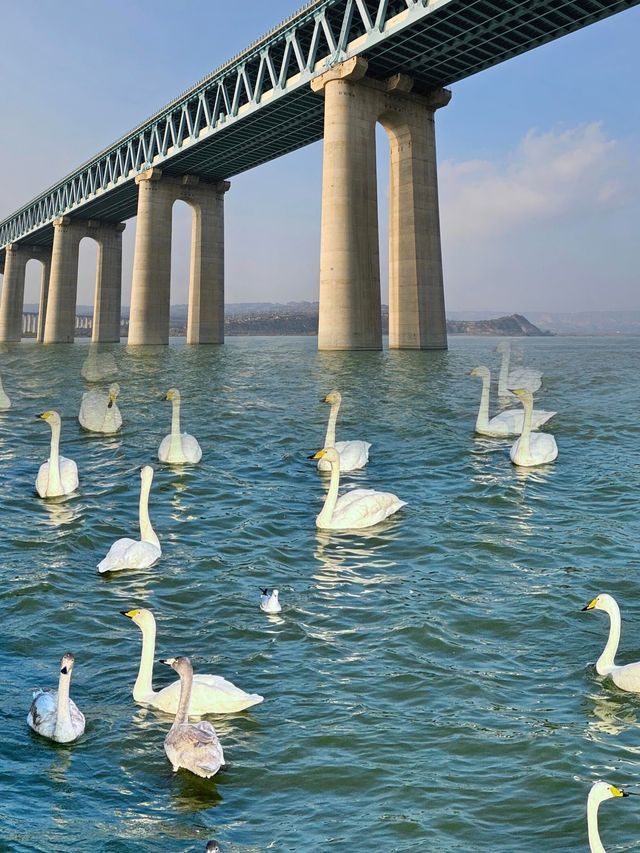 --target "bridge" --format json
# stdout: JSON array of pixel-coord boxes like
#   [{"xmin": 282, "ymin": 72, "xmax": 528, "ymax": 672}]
[{"xmin": 0, "ymin": 0, "xmax": 637, "ymax": 349}]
